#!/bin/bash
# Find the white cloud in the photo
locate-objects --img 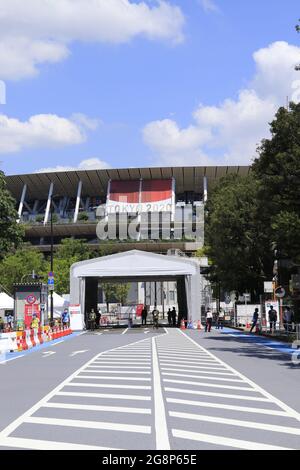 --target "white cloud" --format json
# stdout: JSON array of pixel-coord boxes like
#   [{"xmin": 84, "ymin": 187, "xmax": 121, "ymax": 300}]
[
  {"xmin": 143, "ymin": 41, "xmax": 300, "ymax": 166},
  {"xmin": 0, "ymin": 113, "xmax": 98, "ymax": 153},
  {"xmin": 37, "ymin": 157, "xmax": 111, "ymax": 173},
  {"xmin": 199, "ymin": 0, "xmax": 220, "ymax": 13},
  {"xmin": 0, "ymin": 0, "xmax": 185, "ymax": 80}
]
